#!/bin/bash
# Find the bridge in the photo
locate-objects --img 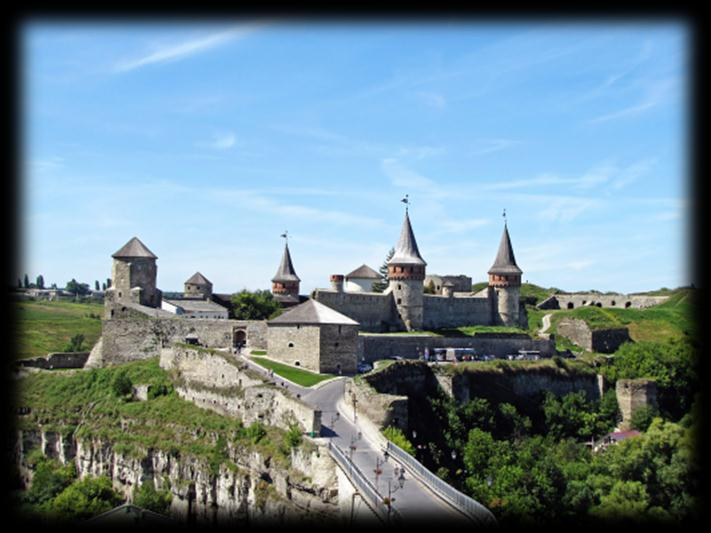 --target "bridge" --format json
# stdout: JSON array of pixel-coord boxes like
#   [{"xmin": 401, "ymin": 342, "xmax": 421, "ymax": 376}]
[{"xmin": 239, "ymin": 353, "xmax": 497, "ymax": 525}]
